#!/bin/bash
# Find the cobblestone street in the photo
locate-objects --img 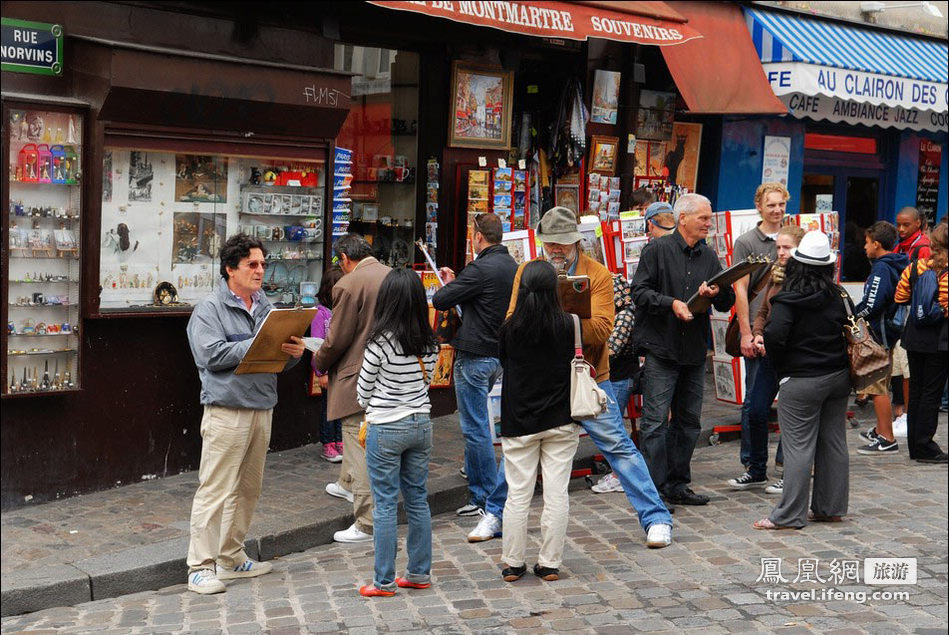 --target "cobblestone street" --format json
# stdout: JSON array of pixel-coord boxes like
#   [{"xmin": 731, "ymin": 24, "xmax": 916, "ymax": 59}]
[{"xmin": 3, "ymin": 417, "xmax": 946, "ymax": 634}]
